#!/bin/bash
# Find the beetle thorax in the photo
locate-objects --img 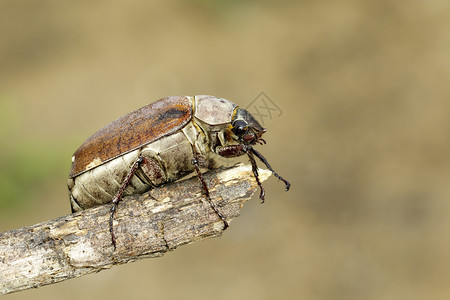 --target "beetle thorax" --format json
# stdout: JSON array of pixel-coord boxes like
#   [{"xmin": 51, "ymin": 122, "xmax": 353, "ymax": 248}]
[{"xmin": 193, "ymin": 95, "xmax": 237, "ymax": 152}]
